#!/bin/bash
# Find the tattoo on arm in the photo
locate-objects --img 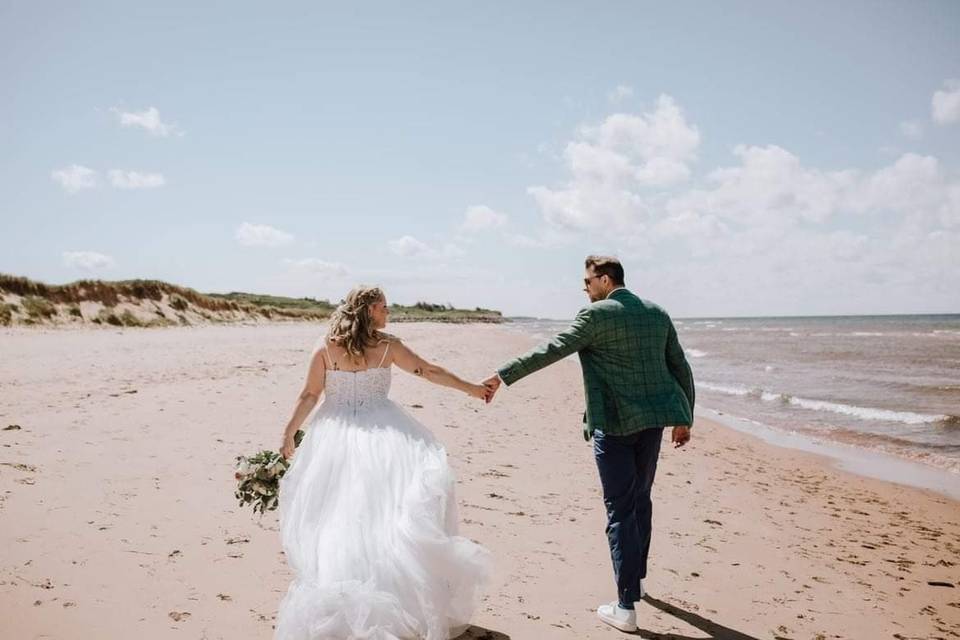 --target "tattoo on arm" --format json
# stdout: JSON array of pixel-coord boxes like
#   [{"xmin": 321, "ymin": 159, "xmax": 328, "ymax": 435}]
[{"xmin": 413, "ymin": 367, "xmax": 423, "ymax": 376}]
